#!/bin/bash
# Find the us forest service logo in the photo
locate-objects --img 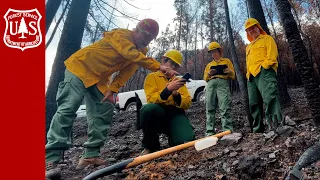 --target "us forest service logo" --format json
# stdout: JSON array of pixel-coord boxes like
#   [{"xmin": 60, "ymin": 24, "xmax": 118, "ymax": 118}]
[{"xmin": 3, "ymin": 8, "xmax": 42, "ymax": 51}]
